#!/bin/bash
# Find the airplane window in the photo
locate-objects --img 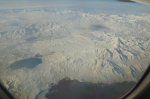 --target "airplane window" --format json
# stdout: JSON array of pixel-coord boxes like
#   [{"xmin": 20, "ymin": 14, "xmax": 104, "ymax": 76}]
[{"xmin": 0, "ymin": 0, "xmax": 150, "ymax": 99}]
